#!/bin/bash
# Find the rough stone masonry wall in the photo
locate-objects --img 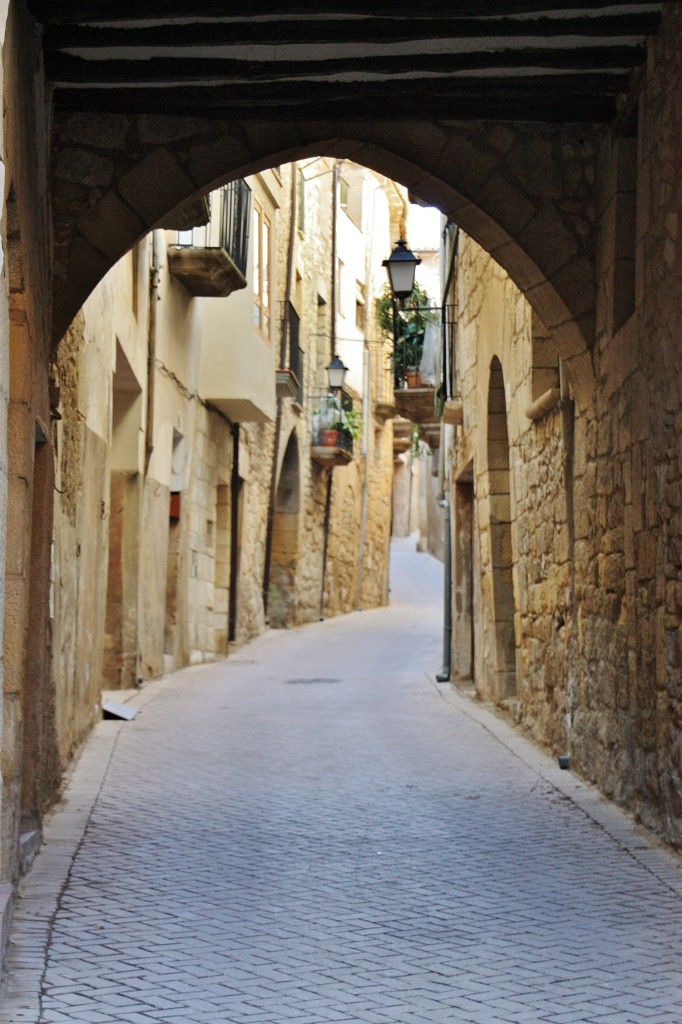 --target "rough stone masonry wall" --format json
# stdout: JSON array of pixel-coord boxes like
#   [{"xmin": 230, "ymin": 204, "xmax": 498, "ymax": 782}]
[
  {"xmin": 51, "ymin": 313, "xmax": 111, "ymax": 774},
  {"xmin": 453, "ymin": 230, "xmax": 599, "ymax": 768},
  {"xmin": 453, "ymin": 5, "xmax": 682, "ymax": 848},
  {"xmin": 1, "ymin": 0, "xmax": 56, "ymax": 886},
  {"xmin": 571, "ymin": 4, "xmax": 682, "ymax": 843},
  {"xmin": 265, "ymin": 160, "xmax": 392, "ymax": 628},
  {"xmin": 235, "ymin": 419, "xmax": 275, "ymax": 643},
  {"xmin": 184, "ymin": 404, "xmax": 232, "ymax": 662}
]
